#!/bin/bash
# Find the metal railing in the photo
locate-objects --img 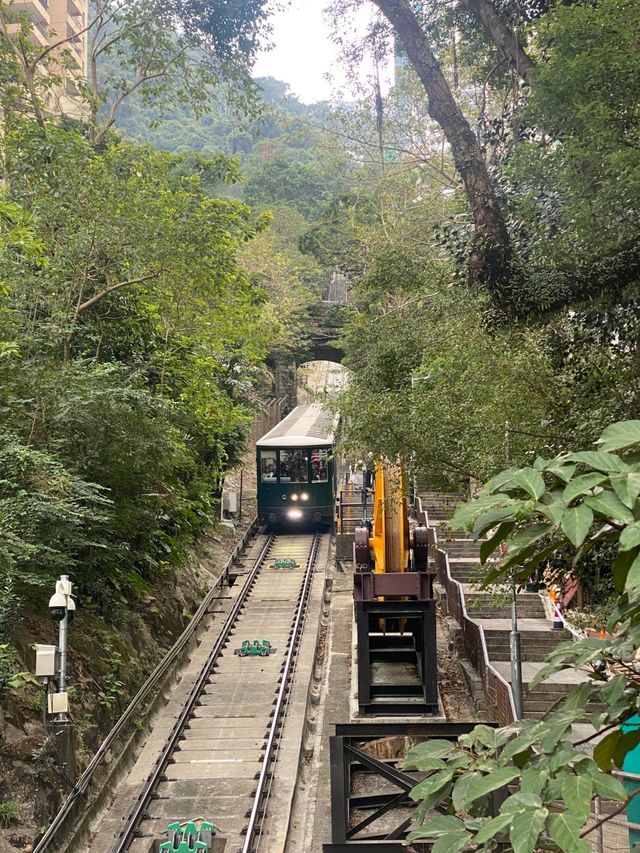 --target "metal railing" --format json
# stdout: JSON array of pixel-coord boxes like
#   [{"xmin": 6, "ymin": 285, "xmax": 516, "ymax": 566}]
[
  {"xmin": 336, "ymin": 485, "xmax": 373, "ymax": 534},
  {"xmin": 33, "ymin": 515, "xmax": 260, "ymax": 853},
  {"xmin": 414, "ymin": 496, "xmax": 517, "ymax": 726}
]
